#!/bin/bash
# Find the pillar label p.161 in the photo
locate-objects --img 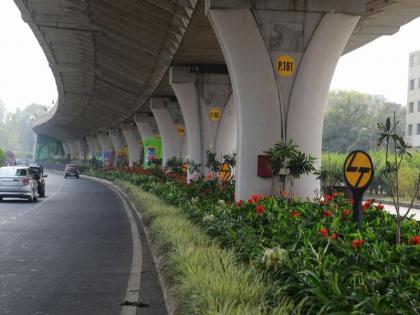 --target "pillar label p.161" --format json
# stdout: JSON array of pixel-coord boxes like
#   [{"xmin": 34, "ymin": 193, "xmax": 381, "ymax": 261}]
[{"xmin": 277, "ymin": 55, "xmax": 295, "ymax": 77}]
